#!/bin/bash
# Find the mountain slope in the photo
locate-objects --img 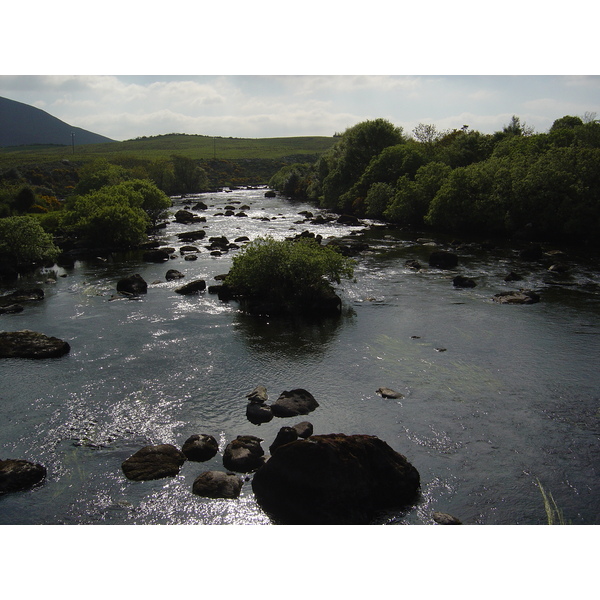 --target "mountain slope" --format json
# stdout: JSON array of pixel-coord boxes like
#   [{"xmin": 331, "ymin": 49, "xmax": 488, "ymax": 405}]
[{"xmin": 0, "ymin": 96, "xmax": 115, "ymax": 147}]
